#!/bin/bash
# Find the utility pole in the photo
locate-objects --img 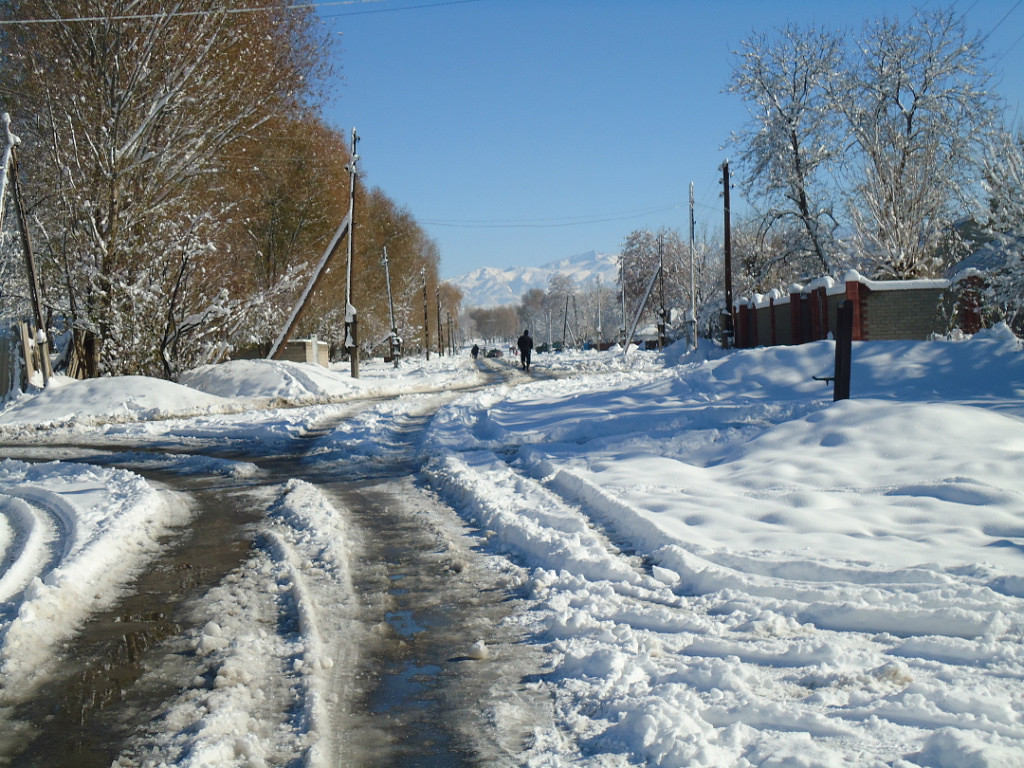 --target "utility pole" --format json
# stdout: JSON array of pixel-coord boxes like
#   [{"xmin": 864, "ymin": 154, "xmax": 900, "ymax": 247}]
[
  {"xmin": 721, "ymin": 160, "xmax": 734, "ymax": 349},
  {"xmin": 3, "ymin": 114, "xmax": 50, "ymax": 385},
  {"xmin": 345, "ymin": 128, "xmax": 360, "ymax": 377},
  {"xmin": 436, "ymin": 287, "xmax": 443, "ymax": 357},
  {"xmin": 421, "ymin": 268, "xmax": 430, "ymax": 360},
  {"xmin": 381, "ymin": 246, "xmax": 400, "ymax": 368},
  {"xmin": 688, "ymin": 181, "xmax": 697, "ymax": 351},
  {"xmin": 573, "ymin": 295, "xmax": 580, "ymax": 349},
  {"xmin": 619, "ymin": 252, "xmax": 627, "ymax": 345},
  {"xmin": 596, "ymin": 275, "xmax": 603, "ymax": 345},
  {"xmin": 657, "ymin": 234, "xmax": 666, "ymax": 350},
  {"xmin": 562, "ymin": 296, "xmax": 570, "ymax": 348}
]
